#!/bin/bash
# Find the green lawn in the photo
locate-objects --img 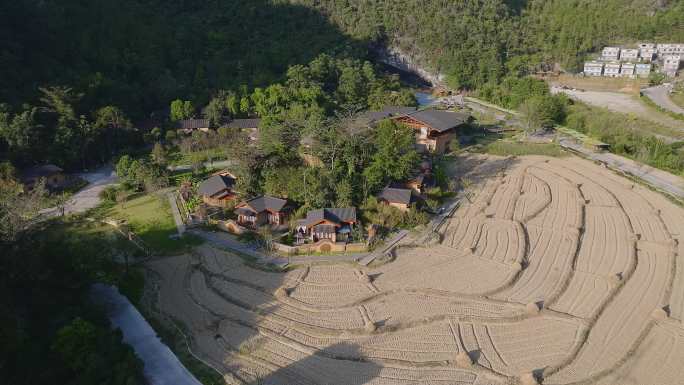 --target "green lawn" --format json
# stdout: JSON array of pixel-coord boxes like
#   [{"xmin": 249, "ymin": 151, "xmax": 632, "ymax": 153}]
[
  {"xmin": 670, "ymin": 83, "xmax": 684, "ymax": 108},
  {"xmin": 480, "ymin": 140, "xmax": 567, "ymax": 157},
  {"xmin": 106, "ymin": 193, "xmax": 201, "ymax": 254},
  {"xmin": 167, "ymin": 146, "xmax": 228, "ymax": 166}
]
